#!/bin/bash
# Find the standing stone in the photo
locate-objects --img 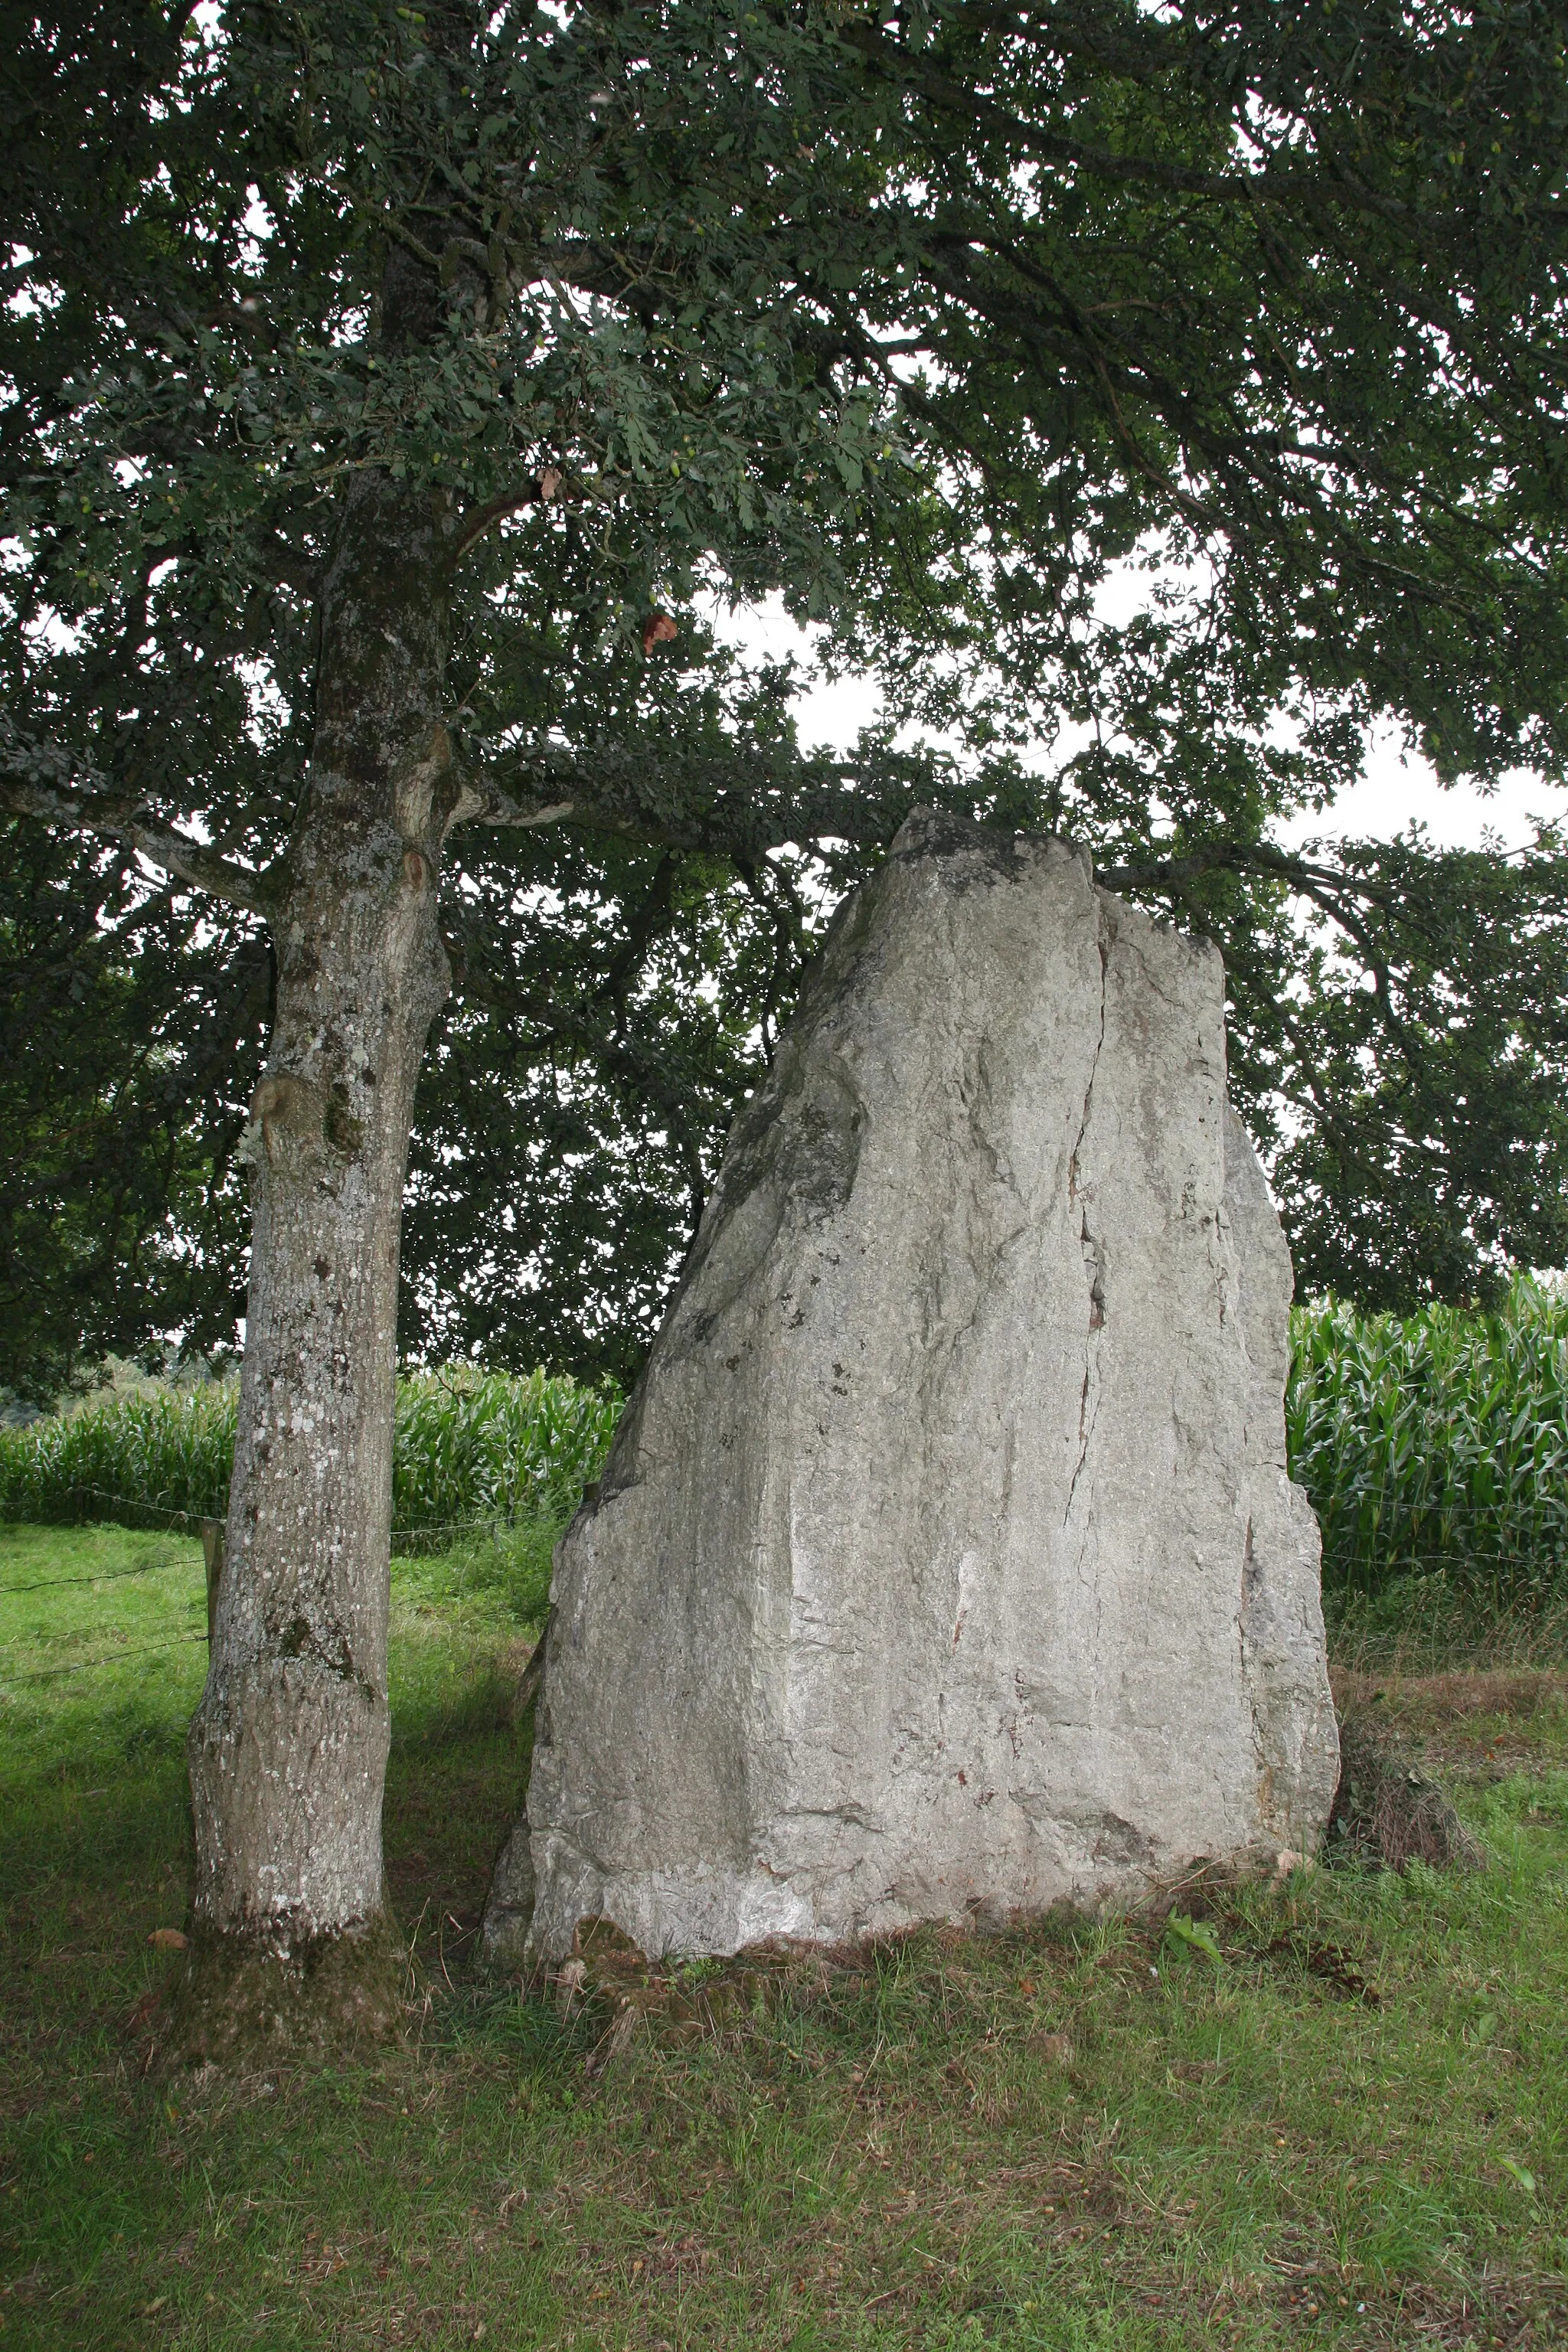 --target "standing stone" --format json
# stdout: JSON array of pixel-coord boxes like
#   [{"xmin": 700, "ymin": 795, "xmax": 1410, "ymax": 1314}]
[{"xmin": 485, "ymin": 811, "xmax": 1338, "ymax": 1965}]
